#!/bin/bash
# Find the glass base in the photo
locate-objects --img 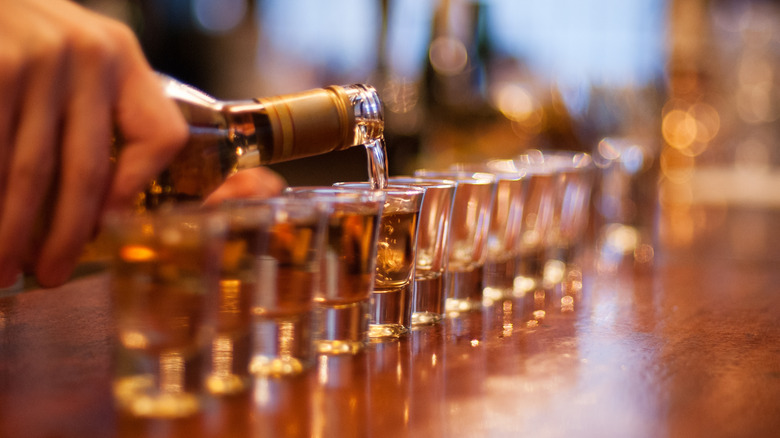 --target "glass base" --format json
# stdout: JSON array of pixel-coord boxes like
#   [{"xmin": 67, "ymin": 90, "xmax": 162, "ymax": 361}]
[
  {"xmin": 114, "ymin": 374, "xmax": 200, "ymax": 418},
  {"xmin": 368, "ymin": 323, "xmax": 407, "ymax": 339},
  {"xmin": 445, "ymin": 297, "xmax": 483, "ymax": 314},
  {"xmin": 512, "ymin": 275, "xmax": 540, "ymax": 297},
  {"xmin": 315, "ymin": 300, "xmax": 369, "ymax": 355},
  {"xmin": 482, "ymin": 286, "xmax": 513, "ymax": 304},
  {"xmin": 251, "ymin": 314, "xmax": 313, "ymax": 377},
  {"xmin": 316, "ymin": 339, "xmax": 365, "ymax": 355},
  {"xmin": 482, "ymin": 258, "xmax": 516, "ymax": 302},
  {"xmin": 411, "ymin": 311, "xmax": 443, "ymax": 326},
  {"xmin": 205, "ymin": 374, "xmax": 250, "ymax": 395},
  {"xmin": 445, "ymin": 268, "xmax": 483, "ymax": 313},
  {"xmin": 249, "ymin": 355, "xmax": 305, "ymax": 377}
]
